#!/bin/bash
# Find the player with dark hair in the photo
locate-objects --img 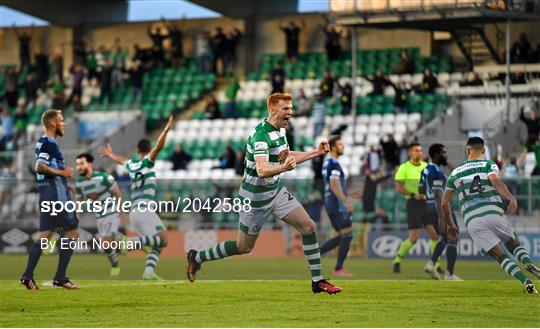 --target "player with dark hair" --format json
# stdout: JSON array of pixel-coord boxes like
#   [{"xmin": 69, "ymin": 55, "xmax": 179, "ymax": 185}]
[
  {"xmin": 419, "ymin": 143, "xmax": 460, "ymax": 280},
  {"xmin": 442, "ymin": 137, "xmax": 540, "ymax": 293},
  {"xmin": 74, "ymin": 152, "xmax": 128, "ymax": 276},
  {"xmin": 392, "ymin": 142, "xmax": 439, "ymax": 273},
  {"xmin": 20, "ymin": 110, "xmax": 79, "ymax": 290},
  {"xmin": 319, "ymin": 135, "xmax": 360, "ymax": 276},
  {"xmin": 100, "ymin": 116, "xmax": 174, "ymax": 280}
]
